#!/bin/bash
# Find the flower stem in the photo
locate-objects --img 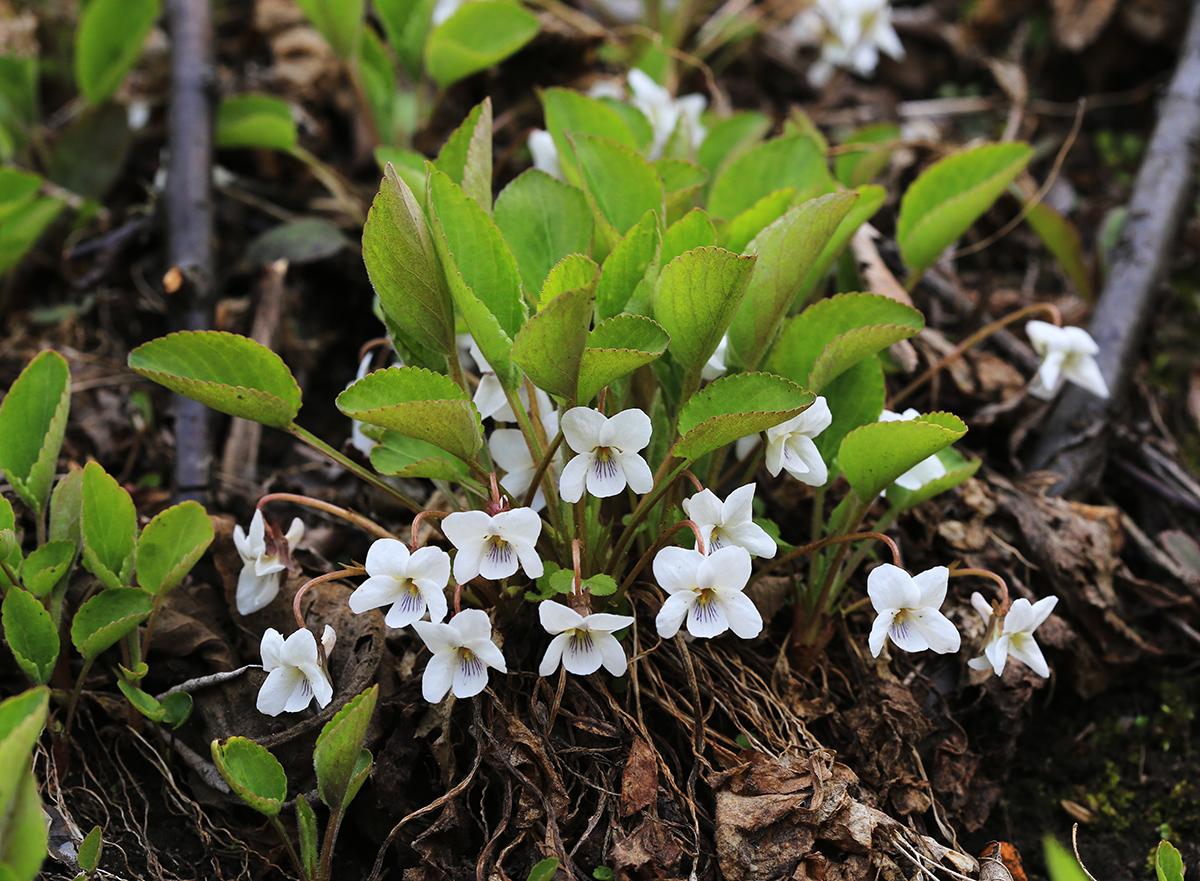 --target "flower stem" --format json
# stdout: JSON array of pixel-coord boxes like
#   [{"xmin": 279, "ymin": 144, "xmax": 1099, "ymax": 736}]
[
  {"xmin": 948, "ymin": 567, "xmax": 1011, "ymax": 614},
  {"xmin": 616, "ymin": 519, "xmax": 706, "ymax": 598},
  {"xmin": 268, "ymin": 816, "xmax": 309, "ymax": 881},
  {"xmin": 411, "ymin": 510, "xmax": 448, "ymax": 550},
  {"xmin": 292, "ymin": 568, "xmax": 367, "ymax": 635},
  {"xmin": 890, "ymin": 302, "xmax": 1064, "ymax": 408},
  {"xmin": 605, "ymin": 458, "xmax": 690, "ymax": 575},
  {"xmin": 258, "ymin": 493, "xmax": 397, "ymax": 541},
  {"xmin": 287, "ymin": 424, "xmax": 424, "ymax": 514}
]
